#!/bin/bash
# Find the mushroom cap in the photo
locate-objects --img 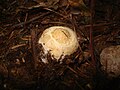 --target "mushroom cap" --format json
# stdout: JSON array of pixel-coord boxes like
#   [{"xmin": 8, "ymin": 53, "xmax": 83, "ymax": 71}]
[
  {"xmin": 38, "ymin": 26, "xmax": 79, "ymax": 61},
  {"xmin": 100, "ymin": 45, "xmax": 120, "ymax": 77}
]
